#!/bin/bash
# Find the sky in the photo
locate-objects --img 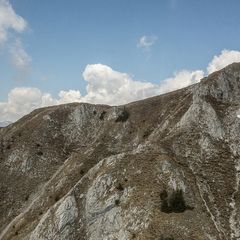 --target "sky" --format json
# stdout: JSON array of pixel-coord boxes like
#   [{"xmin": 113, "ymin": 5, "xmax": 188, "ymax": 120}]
[{"xmin": 1, "ymin": 0, "xmax": 240, "ymax": 122}]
